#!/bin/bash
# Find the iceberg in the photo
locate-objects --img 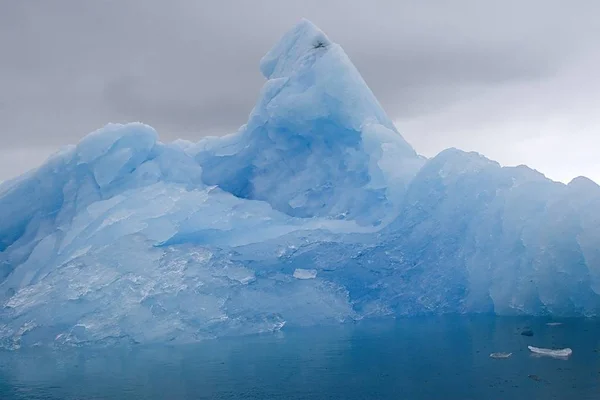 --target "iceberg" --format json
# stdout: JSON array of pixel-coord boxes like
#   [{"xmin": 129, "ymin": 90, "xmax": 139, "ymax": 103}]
[{"xmin": 1, "ymin": 19, "xmax": 600, "ymax": 349}]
